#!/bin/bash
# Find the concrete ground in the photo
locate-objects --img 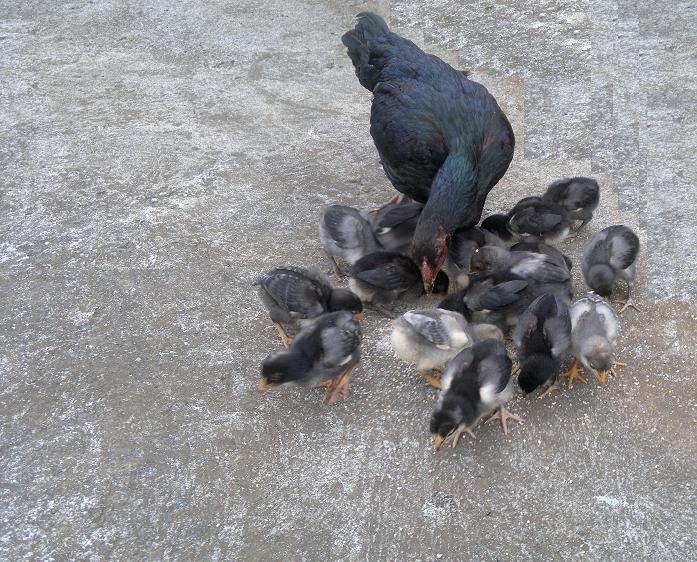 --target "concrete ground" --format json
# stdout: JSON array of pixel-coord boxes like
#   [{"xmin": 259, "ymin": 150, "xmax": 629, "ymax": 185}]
[{"xmin": 2, "ymin": 0, "xmax": 696, "ymax": 560}]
